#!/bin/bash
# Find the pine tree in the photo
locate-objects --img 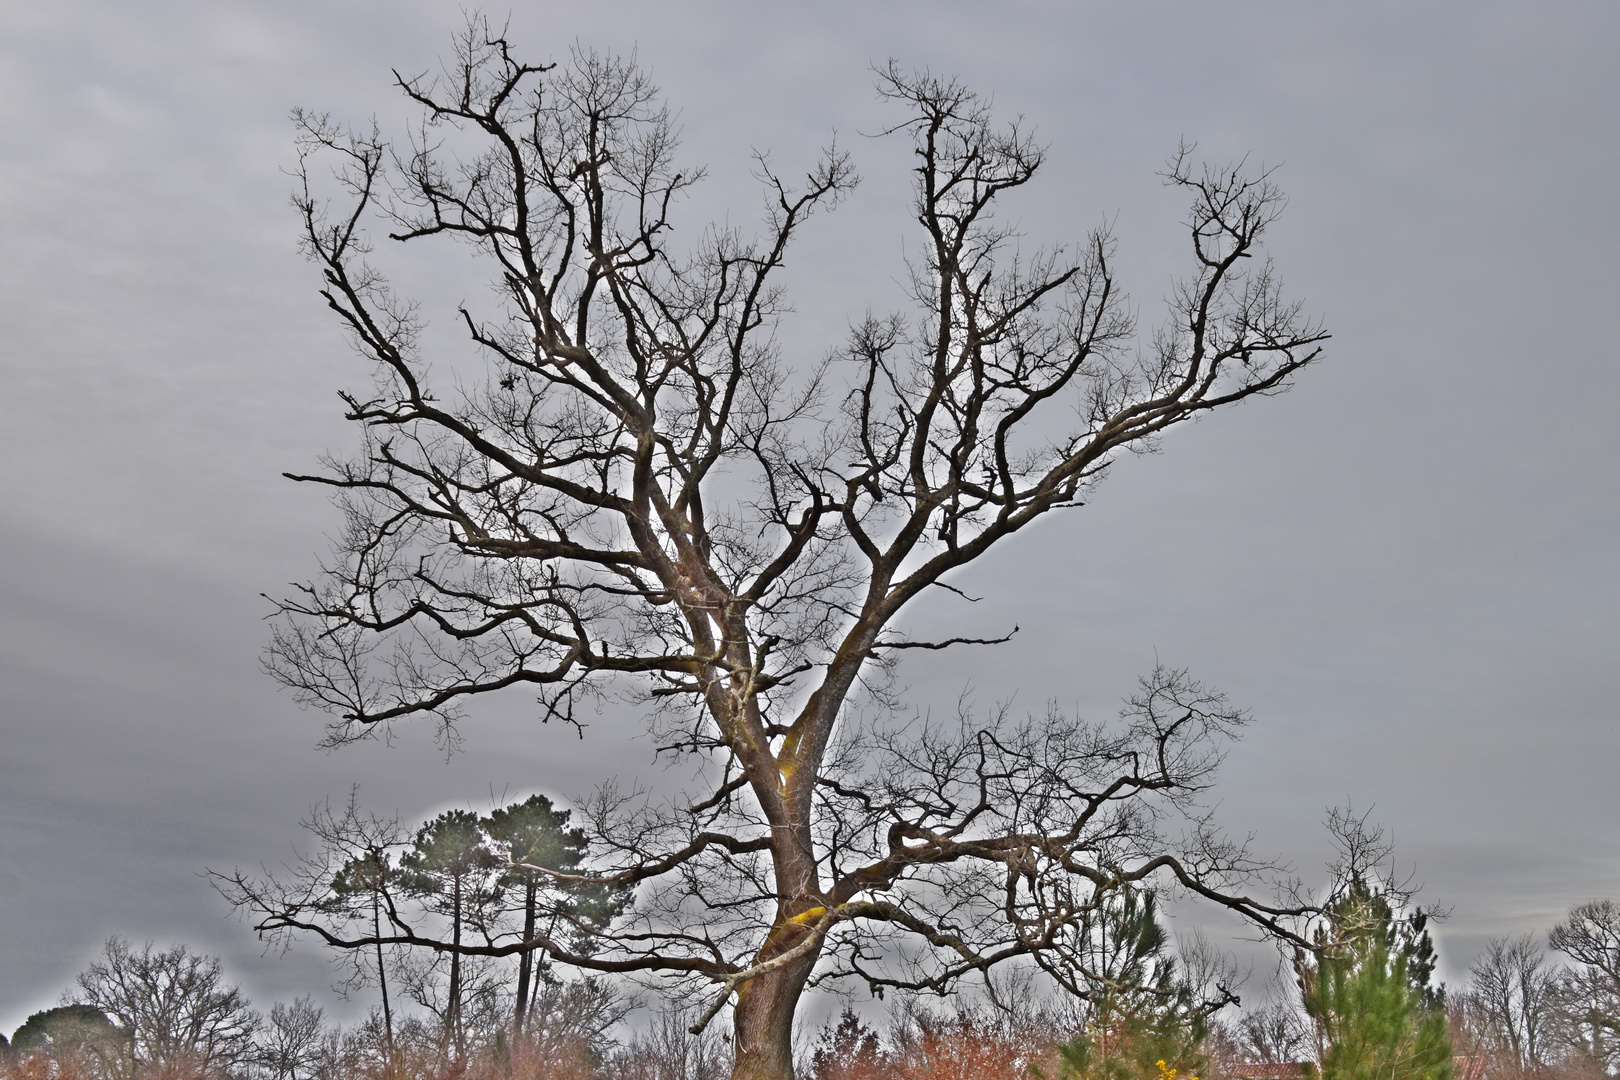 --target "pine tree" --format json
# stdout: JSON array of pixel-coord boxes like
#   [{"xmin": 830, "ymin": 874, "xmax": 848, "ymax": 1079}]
[
  {"xmin": 482, "ymin": 794, "xmax": 625, "ymax": 1035},
  {"xmin": 327, "ymin": 846, "xmax": 397, "ymax": 1057},
  {"xmin": 1056, "ymin": 891, "xmax": 1211, "ymax": 1080},
  {"xmin": 397, "ymin": 809, "xmax": 500, "ymax": 1057},
  {"xmin": 1299, "ymin": 882, "xmax": 1452, "ymax": 1080},
  {"xmin": 807, "ymin": 1009, "xmax": 889, "ymax": 1080}
]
